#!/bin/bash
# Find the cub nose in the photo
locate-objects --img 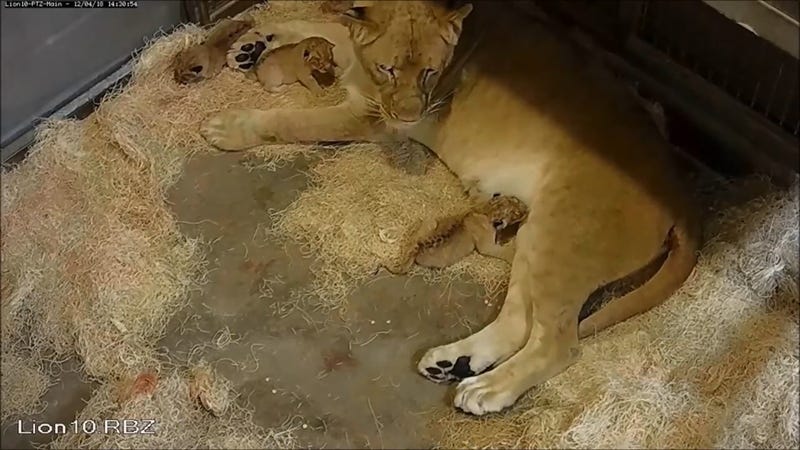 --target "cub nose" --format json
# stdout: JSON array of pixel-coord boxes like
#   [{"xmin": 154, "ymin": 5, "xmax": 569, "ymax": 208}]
[{"xmin": 393, "ymin": 96, "xmax": 425, "ymax": 123}]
